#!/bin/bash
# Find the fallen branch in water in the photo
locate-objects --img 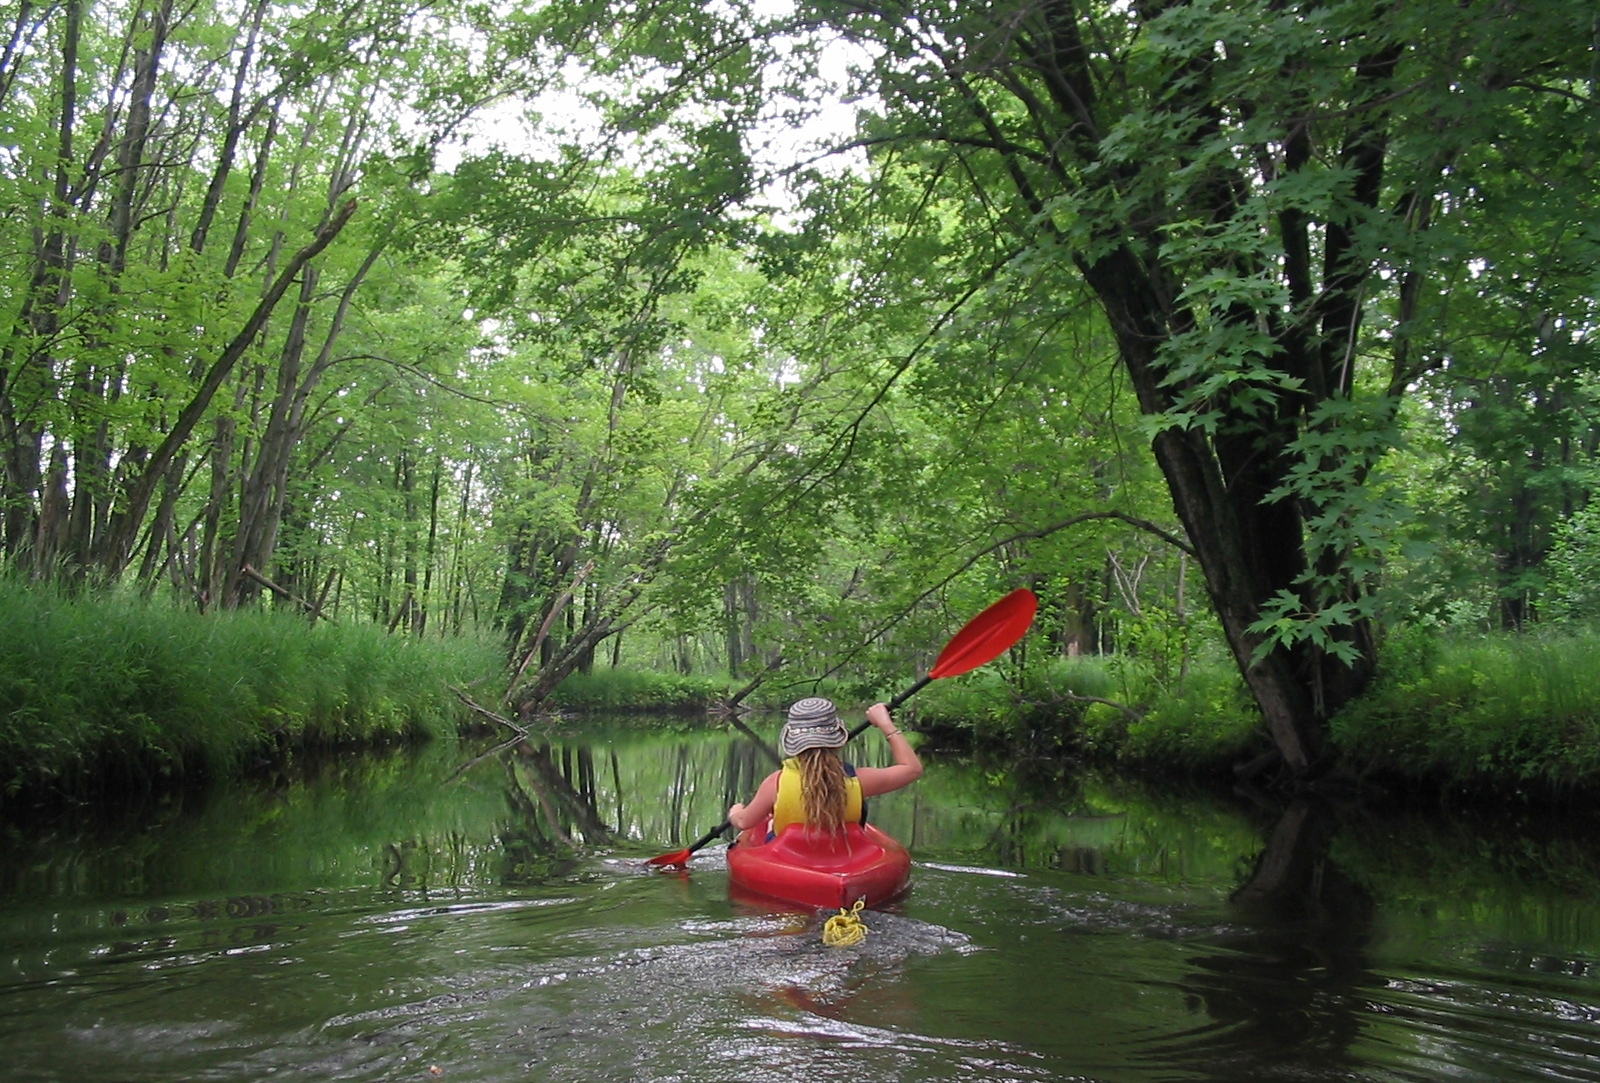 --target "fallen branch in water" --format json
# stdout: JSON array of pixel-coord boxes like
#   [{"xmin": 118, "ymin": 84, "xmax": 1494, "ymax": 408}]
[
  {"xmin": 725, "ymin": 711, "xmax": 783, "ymax": 767},
  {"xmin": 713, "ymin": 654, "xmax": 784, "ymax": 714},
  {"xmin": 442, "ymin": 733, "xmax": 527, "ymax": 785},
  {"xmin": 451, "ymin": 686, "xmax": 531, "ymax": 738},
  {"xmin": 444, "ymin": 688, "xmax": 541, "ymax": 783}
]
